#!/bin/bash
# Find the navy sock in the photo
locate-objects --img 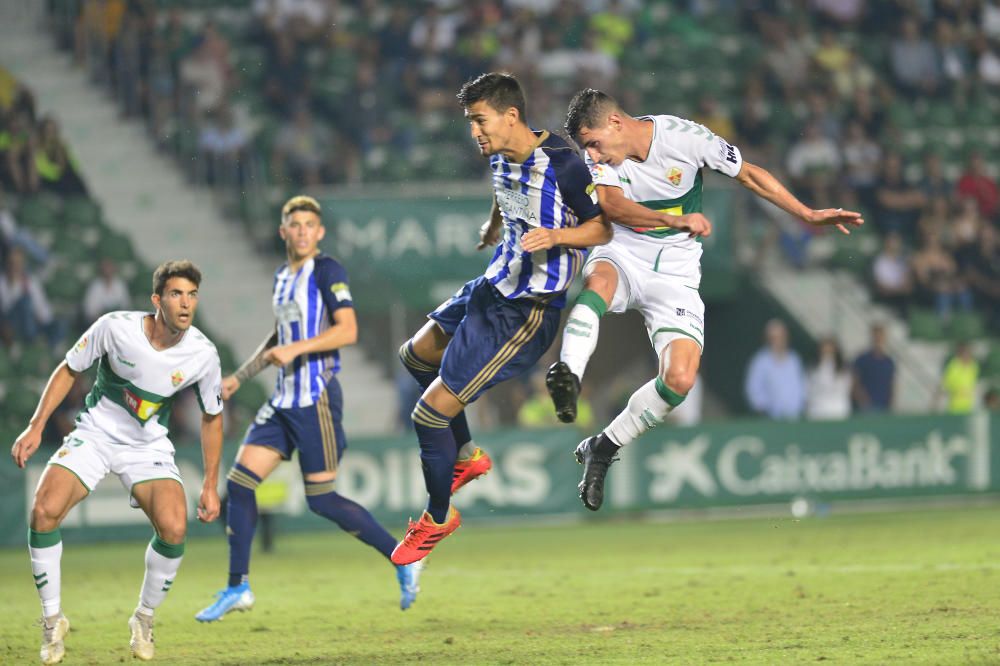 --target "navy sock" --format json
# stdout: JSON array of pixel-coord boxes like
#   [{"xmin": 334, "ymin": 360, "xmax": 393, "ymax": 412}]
[
  {"xmin": 411, "ymin": 398, "xmax": 457, "ymax": 523},
  {"xmin": 400, "ymin": 341, "xmax": 472, "ymax": 448},
  {"xmin": 305, "ymin": 481, "xmax": 396, "ymax": 560},
  {"xmin": 225, "ymin": 463, "xmax": 261, "ymax": 588}
]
